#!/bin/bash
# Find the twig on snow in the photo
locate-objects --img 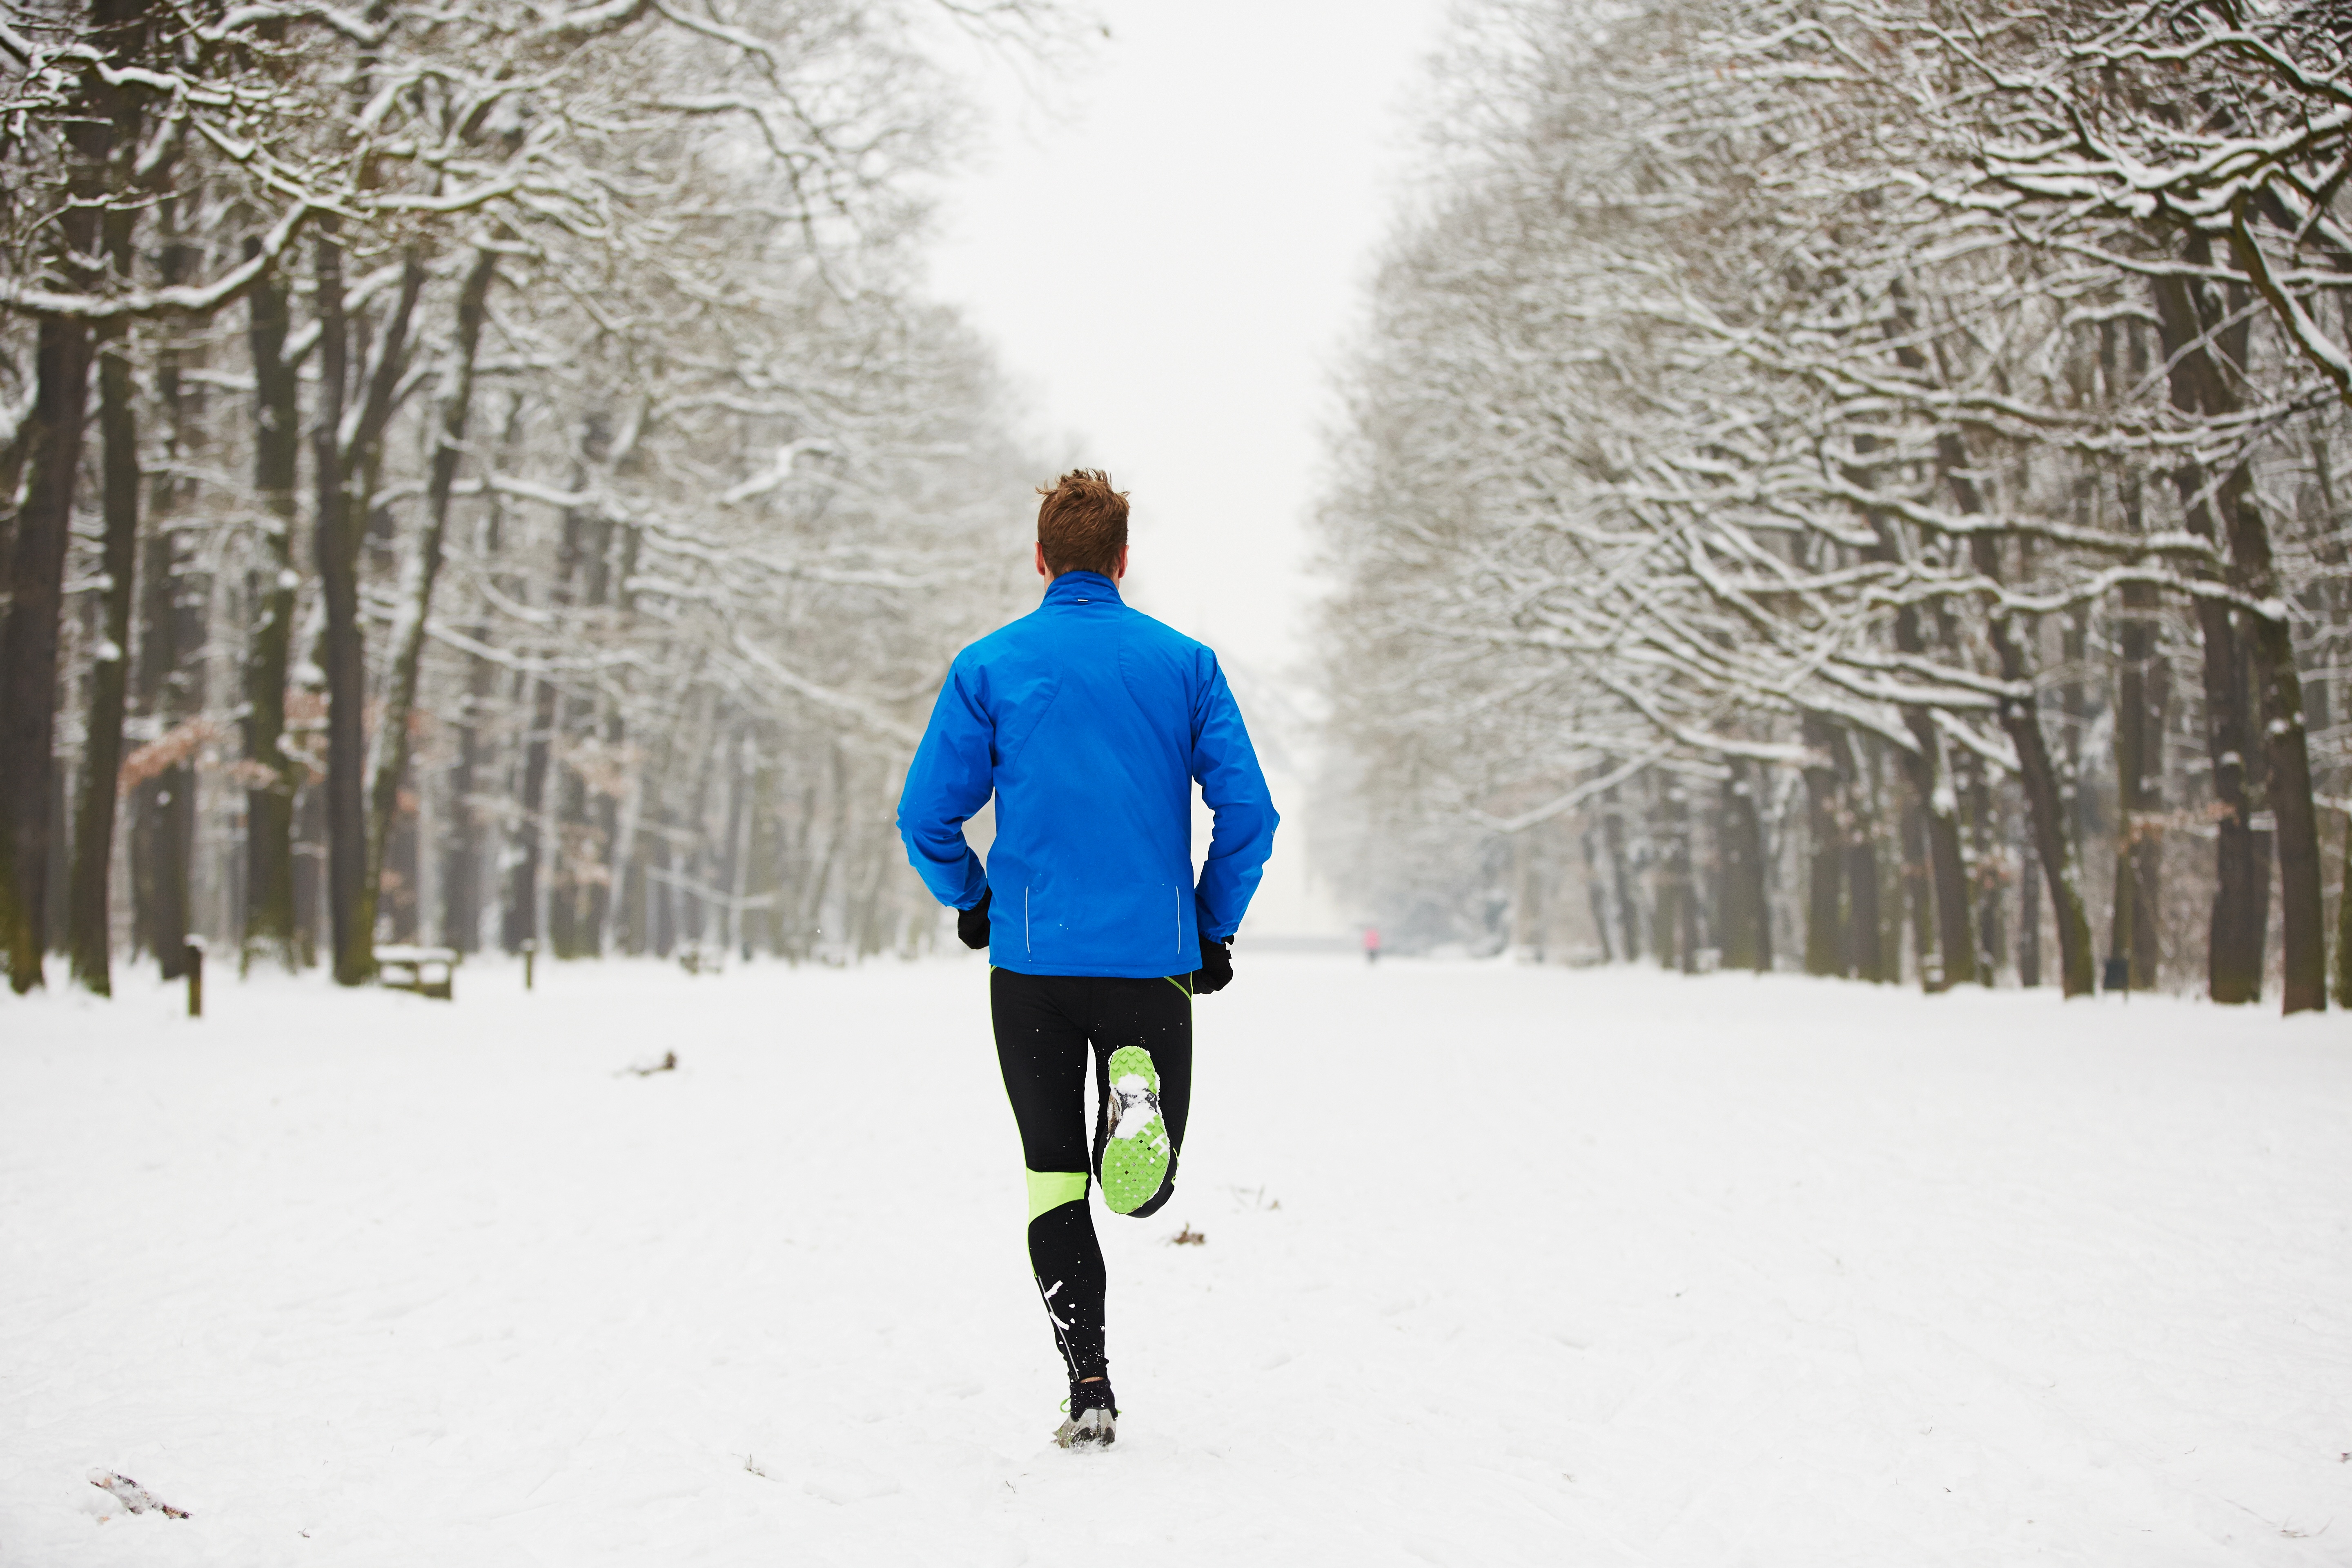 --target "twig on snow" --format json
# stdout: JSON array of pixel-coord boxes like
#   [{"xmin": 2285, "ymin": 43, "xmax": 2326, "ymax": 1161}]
[{"xmin": 87, "ymin": 1470, "xmax": 189, "ymax": 1518}]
